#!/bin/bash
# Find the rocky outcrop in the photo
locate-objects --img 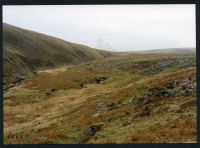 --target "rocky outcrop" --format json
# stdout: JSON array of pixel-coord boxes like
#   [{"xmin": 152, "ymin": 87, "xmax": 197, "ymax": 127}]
[
  {"xmin": 140, "ymin": 58, "xmax": 195, "ymax": 75},
  {"xmin": 129, "ymin": 76, "xmax": 196, "ymax": 106}
]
